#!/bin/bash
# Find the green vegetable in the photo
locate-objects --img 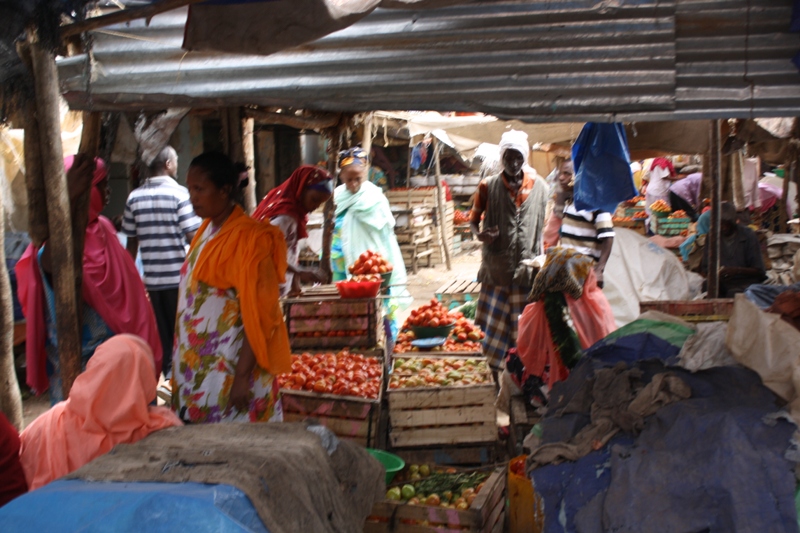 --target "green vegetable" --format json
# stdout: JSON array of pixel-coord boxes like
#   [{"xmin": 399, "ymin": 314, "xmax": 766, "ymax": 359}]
[
  {"xmin": 401, "ymin": 484, "xmax": 416, "ymax": 500},
  {"xmin": 414, "ymin": 472, "xmax": 489, "ymax": 498},
  {"xmin": 387, "ymin": 487, "xmax": 402, "ymax": 500}
]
